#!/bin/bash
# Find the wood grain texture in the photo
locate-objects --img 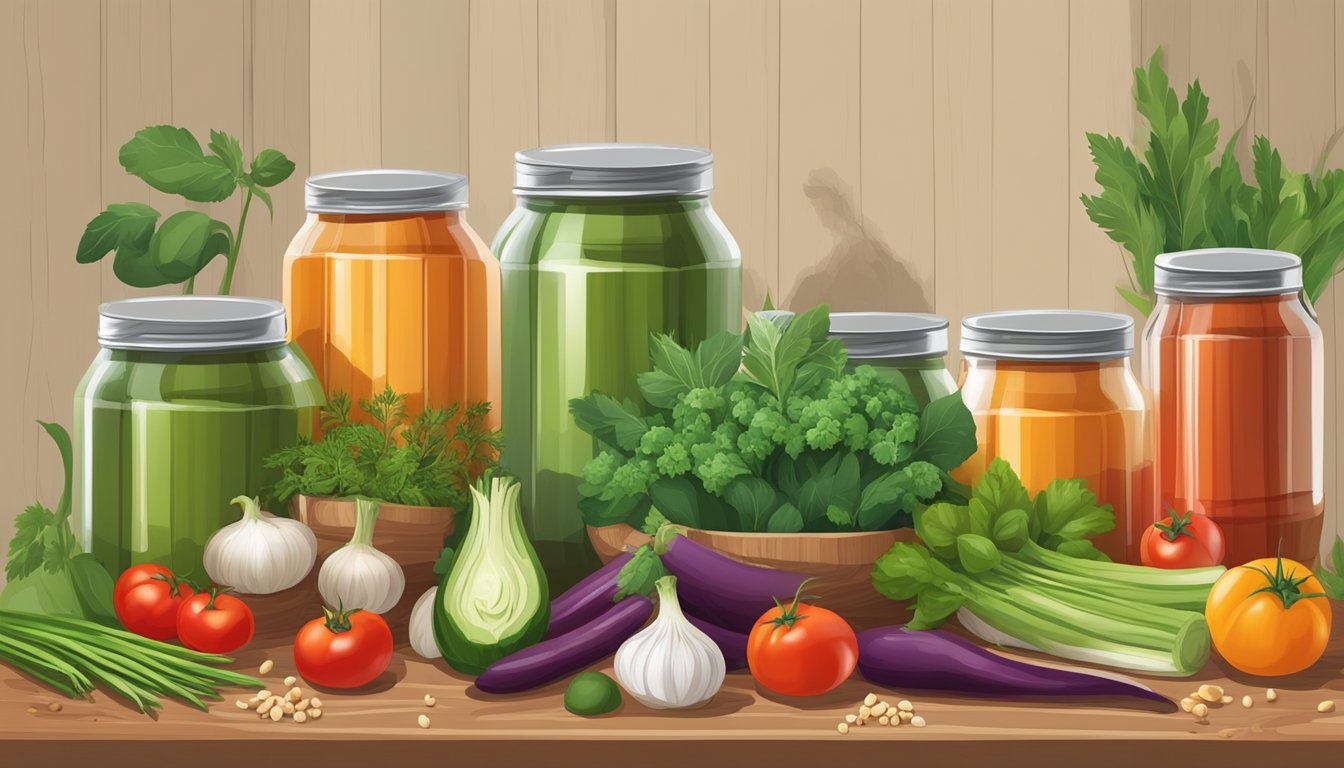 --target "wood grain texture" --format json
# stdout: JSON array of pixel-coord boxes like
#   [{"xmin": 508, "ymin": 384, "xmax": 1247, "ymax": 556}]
[
  {"xmin": 381, "ymin": 0, "xmax": 469, "ymax": 172},
  {"xmin": 309, "ymin": 0, "xmax": 380, "ymax": 172},
  {"xmin": 538, "ymin": 0, "xmax": 612, "ymax": 146},
  {"xmin": 614, "ymin": 0, "xmax": 710, "ymax": 145}
]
